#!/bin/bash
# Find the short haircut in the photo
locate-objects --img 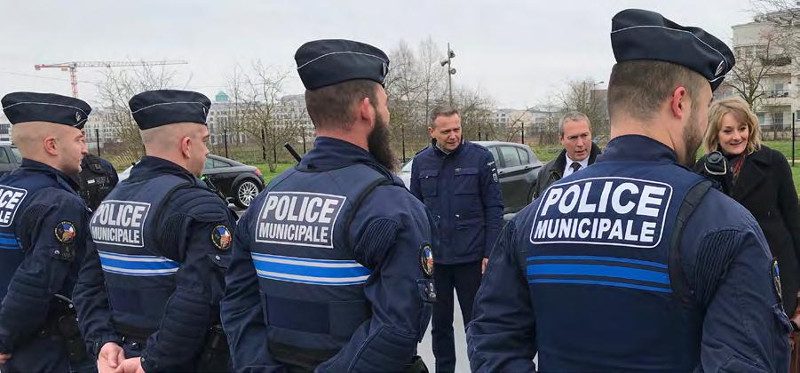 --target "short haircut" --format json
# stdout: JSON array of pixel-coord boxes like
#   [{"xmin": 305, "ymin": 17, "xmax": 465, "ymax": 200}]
[
  {"xmin": 607, "ymin": 60, "xmax": 707, "ymax": 122},
  {"xmin": 704, "ymin": 97, "xmax": 762, "ymax": 154},
  {"xmin": 430, "ymin": 105, "xmax": 459, "ymax": 126},
  {"xmin": 304, "ymin": 79, "xmax": 378, "ymax": 129},
  {"xmin": 559, "ymin": 111, "xmax": 590, "ymax": 137}
]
